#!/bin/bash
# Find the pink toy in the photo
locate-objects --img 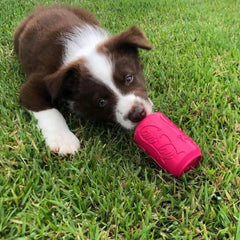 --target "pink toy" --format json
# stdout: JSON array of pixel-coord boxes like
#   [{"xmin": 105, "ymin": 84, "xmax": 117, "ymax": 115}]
[{"xmin": 134, "ymin": 112, "xmax": 202, "ymax": 177}]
